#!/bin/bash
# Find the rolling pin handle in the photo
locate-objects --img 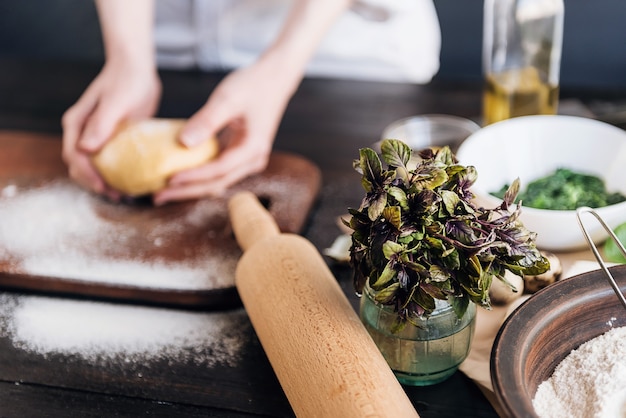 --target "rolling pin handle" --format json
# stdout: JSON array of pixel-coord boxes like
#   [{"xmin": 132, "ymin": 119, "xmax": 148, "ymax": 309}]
[{"xmin": 228, "ymin": 191, "xmax": 281, "ymax": 251}]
